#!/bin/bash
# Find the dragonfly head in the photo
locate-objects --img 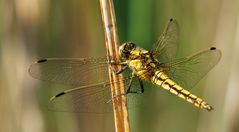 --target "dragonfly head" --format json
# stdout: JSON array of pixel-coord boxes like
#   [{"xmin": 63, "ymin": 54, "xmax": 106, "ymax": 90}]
[{"xmin": 119, "ymin": 42, "xmax": 136, "ymax": 60}]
